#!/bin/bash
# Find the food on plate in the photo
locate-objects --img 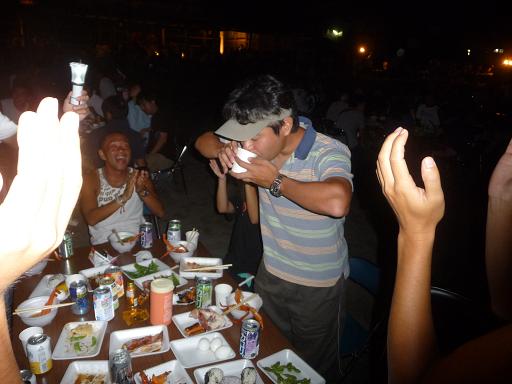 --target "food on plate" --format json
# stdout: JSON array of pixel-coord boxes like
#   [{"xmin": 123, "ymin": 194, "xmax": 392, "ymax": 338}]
[
  {"xmin": 184, "ymin": 309, "xmax": 227, "ymax": 336},
  {"xmin": 176, "ymin": 287, "xmax": 195, "ymax": 304},
  {"xmin": 30, "ymin": 289, "xmax": 58, "ymax": 317},
  {"xmin": 263, "ymin": 362, "xmax": 310, "ymax": 384},
  {"xmin": 185, "ymin": 261, "xmax": 203, "ymax": 269},
  {"xmin": 240, "ymin": 367, "xmax": 257, "ymax": 384},
  {"xmin": 122, "ymin": 331, "xmax": 163, "ymax": 354},
  {"xmin": 139, "ymin": 370, "xmax": 171, "ymax": 384},
  {"xmin": 125, "ymin": 261, "xmax": 160, "ymax": 279},
  {"xmin": 67, "ymin": 323, "xmax": 98, "ymax": 355},
  {"xmin": 120, "ymin": 234, "xmax": 139, "ymax": 243},
  {"xmin": 198, "ymin": 337, "xmax": 211, "ymax": 351},
  {"xmin": 87, "ymin": 273, "xmax": 105, "ymax": 290},
  {"xmin": 225, "ymin": 289, "xmax": 264, "ymax": 329},
  {"xmin": 214, "ymin": 345, "xmax": 232, "ymax": 360},
  {"xmin": 74, "ymin": 373, "xmax": 107, "ymax": 384},
  {"xmin": 209, "ymin": 336, "xmax": 222, "ymax": 352},
  {"xmin": 204, "ymin": 367, "xmax": 257, "ymax": 384},
  {"xmin": 173, "ymin": 244, "xmax": 189, "ymax": 253},
  {"xmin": 142, "ymin": 273, "xmax": 181, "ymax": 293},
  {"xmin": 205, "ymin": 368, "xmax": 224, "ymax": 384},
  {"xmin": 47, "ymin": 273, "xmax": 65, "ymax": 290}
]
